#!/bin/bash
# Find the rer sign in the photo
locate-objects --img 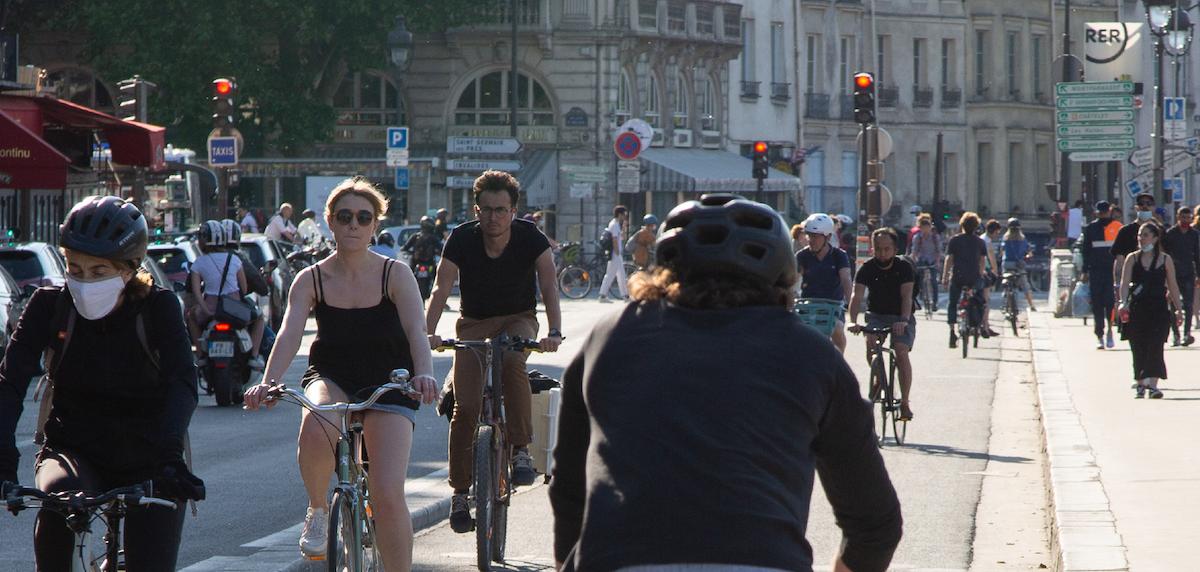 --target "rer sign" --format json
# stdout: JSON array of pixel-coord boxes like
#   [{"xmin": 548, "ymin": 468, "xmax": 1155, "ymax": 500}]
[{"xmin": 208, "ymin": 136, "xmax": 238, "ymax": 166}]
